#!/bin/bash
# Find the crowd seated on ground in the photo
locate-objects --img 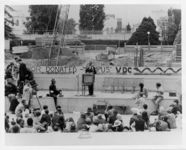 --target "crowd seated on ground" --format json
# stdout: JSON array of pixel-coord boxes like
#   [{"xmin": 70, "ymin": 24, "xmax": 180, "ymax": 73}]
[
  {"xmin": 5, "ymin": 101, "xmax": 182, "ymax": 133},
  {"xmin": 4, "ymin": 59, "xmax": 182, "ymax": 133}
]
